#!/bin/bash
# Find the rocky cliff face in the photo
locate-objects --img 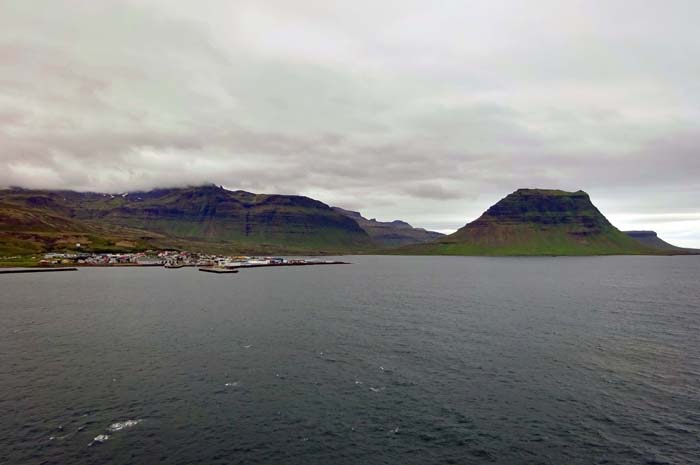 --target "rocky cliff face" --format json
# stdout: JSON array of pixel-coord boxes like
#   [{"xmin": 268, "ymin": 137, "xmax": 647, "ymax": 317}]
[
  {"xmin": 332, "ymin": 207, "xmax": 444, "ymax": 247},
  {"xmin": 451, "ymin": 189, "xmax": 612, "ymax": 238}
]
